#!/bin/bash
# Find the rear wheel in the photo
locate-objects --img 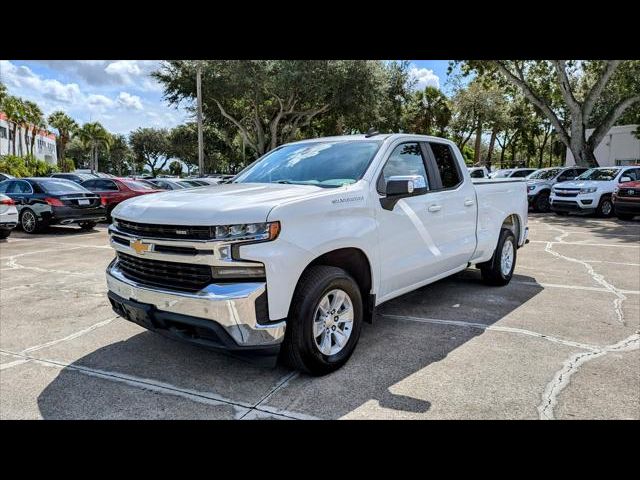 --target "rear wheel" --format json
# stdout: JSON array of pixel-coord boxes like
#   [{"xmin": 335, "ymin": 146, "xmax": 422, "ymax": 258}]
[
  {"xmin": 79, "ymin": 221, "xmax": 96, "ymax": 231},
  {"xmin": 596, "ymin": 195, "xmax": 614, "ymax": 217},
  {"xmin": 479, "ymin": 228, "xmax": 517, "ymax": 286},
  {"xmin": 281, "ymin": 266, "xmax": 363, "ymax": 375},
  {"xmin": 20, "ymin": 209, "xmax": 44, "ymax": 234},
  {"xmin": 533, "ymin": 191, "xmax": 551, "ymax": 212}
]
